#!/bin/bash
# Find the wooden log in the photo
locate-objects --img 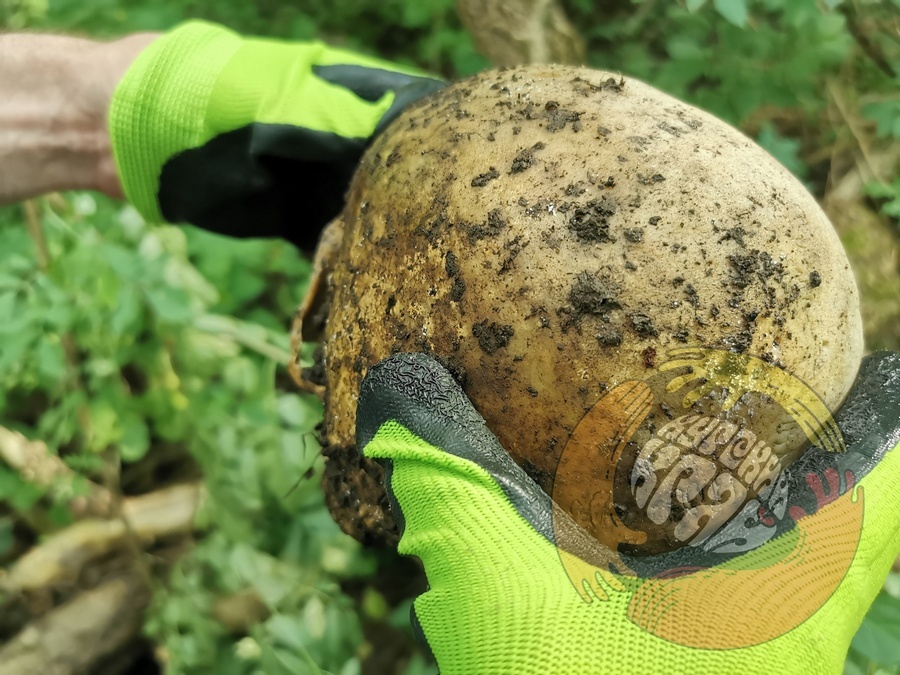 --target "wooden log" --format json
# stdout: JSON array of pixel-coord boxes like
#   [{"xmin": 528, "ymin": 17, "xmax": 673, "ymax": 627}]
[
  {"xmin": 0, "ymin": 571, "xmax": 150, "ymax": 675},
  {"xmin": 1, "ymin": 482, "xmax": 203, "ymax": 594}
]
